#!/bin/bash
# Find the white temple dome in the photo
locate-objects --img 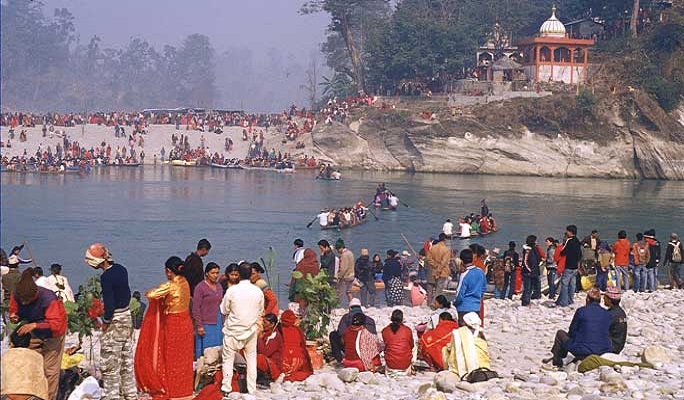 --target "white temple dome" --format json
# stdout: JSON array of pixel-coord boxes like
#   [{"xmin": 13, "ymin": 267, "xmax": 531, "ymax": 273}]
[{"xmin": 540, "ymin": 6, "xmax": 566, "ymax": 38}]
